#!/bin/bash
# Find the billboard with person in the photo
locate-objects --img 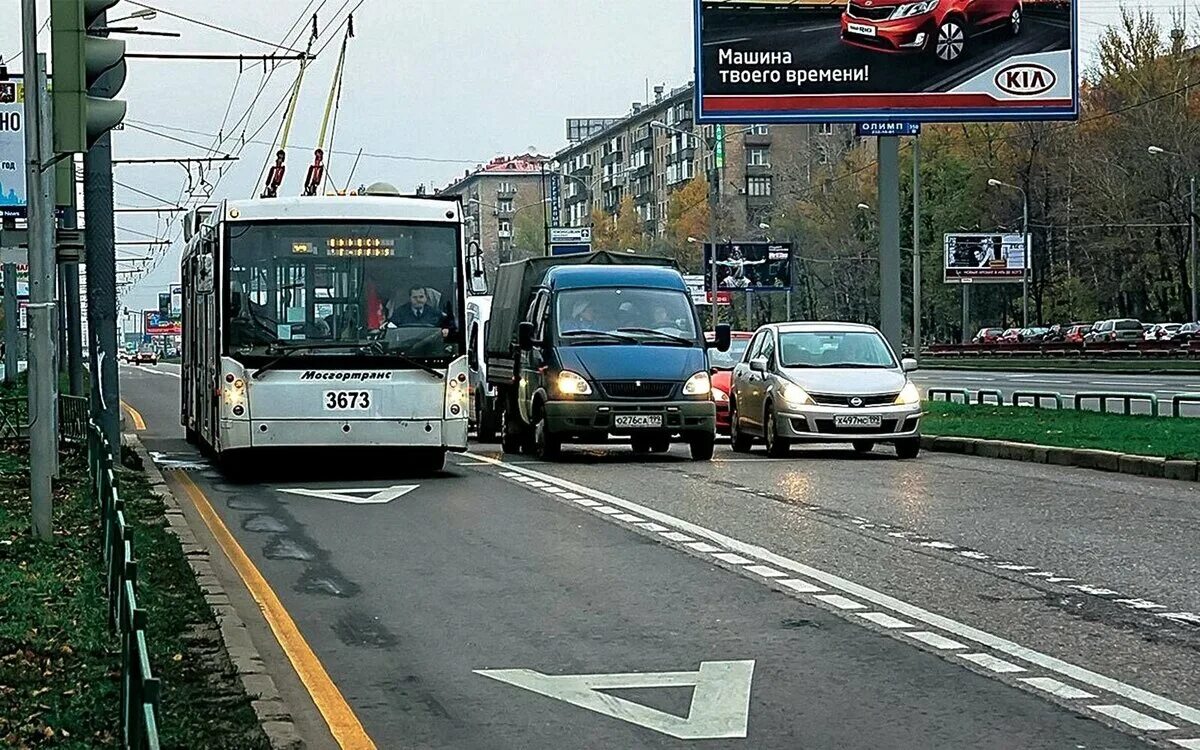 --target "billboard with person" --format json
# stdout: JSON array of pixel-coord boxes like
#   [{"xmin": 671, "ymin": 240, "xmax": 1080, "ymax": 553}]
[
  {"xmin": 703, "ymin": 242, "xmax": 793, "ymax": 291},
  {"xmin": 144, "ymin": 310, "xmax": 182, "ymax": 335},
  {"xmin": 943, "ymin": 232, "xmax": 1028, "ymax": 282},
  {"xmin": 695, "ymin": 0, "xmax": 1077, "ymax": 122}
]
